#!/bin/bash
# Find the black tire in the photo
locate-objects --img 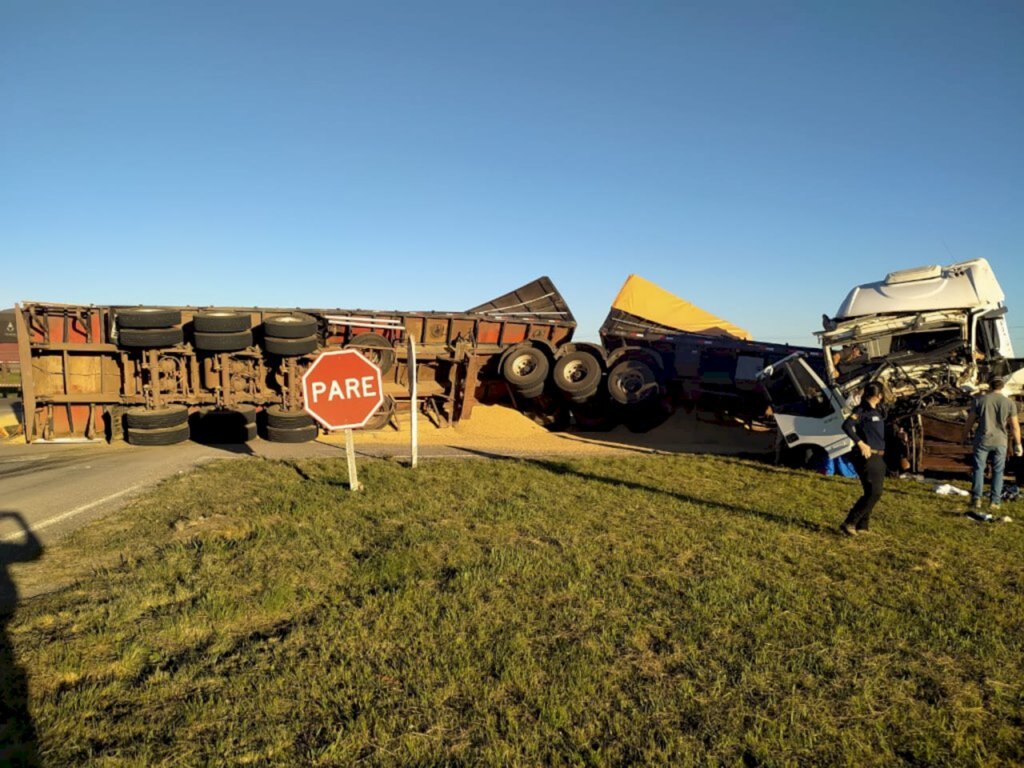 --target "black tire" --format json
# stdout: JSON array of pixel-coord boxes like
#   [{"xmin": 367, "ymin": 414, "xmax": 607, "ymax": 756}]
[
  {"xmin": 263, "ymin": 313, "xmax": 317, "ymax": 339},
  {"xmin": 117, "ymin": 308, "xmax": 182, "ymax": 329},
  {"xmin": 125, "ymin": 405, "xmax": 189, "ymax": 430},
  {"xmin": 571, "ymin": 404, "xmax": 619, "ymax": 432},
  {"xmin": 264, "ymin": 334, "xmax": 318, "ymax": 356},
  {"xmin": 119, "ymin": 327, "xmax": 184, "ymax": 348},
  {"xmin": 126, "ymin": 423, "xmax": 190, "ymax": 446},
  {"xmin": 516, "ymin": 382, "xmax": 546, "ymax": 400},
  {"xmin": 607, "ymin": 358, "xmax": 659, "ymax": 405},
  {"xmin": 620, "ymin": 398, "xmax": 674, "ymax": 433},
  {"xmin": 193, "ymin": 311, "xmax": 251, "ymax": 333},
  {"xmin": 521, "ymin": 400, "xmax": 571, "ymax": 430},
  {"xmin": 194, "ymin": 330, "xmax": 253, "ymax": 352},
  {"xmin": 501, "ymin": 345, "xmax": 549, "ymax": 390},
  {"xmin": 266, "ymin": 424, "xmax": 318, "ymax": 443},
  {"xmin": 362, "ymin": 396, "xmax": 395, "ymax": 431},
  {"xmin": 265, "ymin": 405, "xmax": 314, "ymax": 429},
  {"xmin": 192, "ymin": 409, "xmax": 258, "ymax": 443},
  {"xmin": 233, "ymin": 405, "xmax": 257, "ymax": 424},
  {"xmin": 105, "ymin": 405, "xmax": 126, "ymax": 442},
  {"xmin": 553, "ymin": 350, "xmax": 602, "ymax": 398},
  {"xmin": 347, "ymin": 333, "xmax": 396, "ymax": 374}
]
